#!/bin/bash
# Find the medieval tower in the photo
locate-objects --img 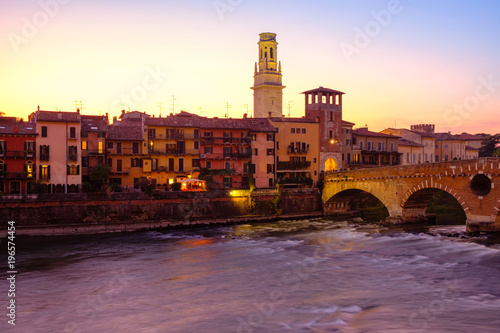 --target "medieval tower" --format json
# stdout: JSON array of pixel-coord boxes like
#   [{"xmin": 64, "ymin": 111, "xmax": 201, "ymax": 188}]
[{"xmin": 251, "ymin": 32, "xmax": 285, "ymax": 118}]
